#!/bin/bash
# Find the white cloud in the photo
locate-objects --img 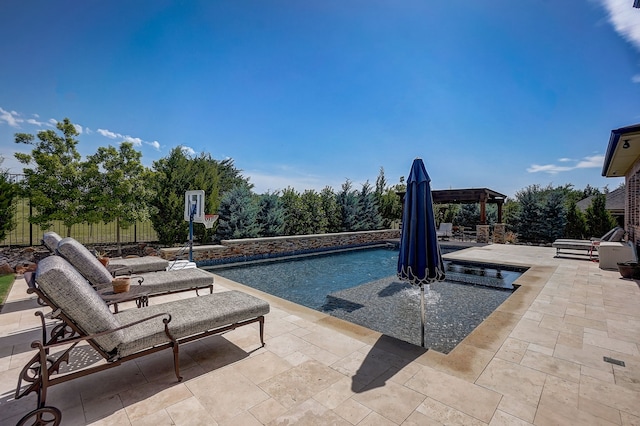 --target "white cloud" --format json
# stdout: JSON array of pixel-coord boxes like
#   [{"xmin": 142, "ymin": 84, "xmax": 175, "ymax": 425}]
[
  {"xmin": 33, "ymin": 113, "xmax": 39, "ymax": 118},
  {"xmin": 0, "ymin": 107, "xmax": 22, "ymax": 127},
  {"xmin": 73, "ymin": 124, "xmax": 83, "ymax": 134},
  {"xmin": 97, "ymin": 128, "xmax": 119, "ymax": 139},
  {"xmin": 122, "ymin": 136, "xmax": 142, "ymax": 146},
  {"xmin": 633, "ymin": 74, "xmax": 640, "ymax": 83},
  {"xmin": 527, "ymin": 154, "xmax": 605, "ymax": 174},
  {"xmin": 147, "ymin": 140, "xmax": 160, "ymax": 150},
  {"xmin": 26, "ymin": 118, "xmax": 44, "ymax": 126},
  {"xmin": 596, "ymin": 0, "xmax": 640, "ymax": 51},
  {"xmin": 558, "ymin": 157, "xmax": 574, "ymax": 162},
  {"xmin": 181, "ymin": 146, "xmax": 196, "ymax": 156}
]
